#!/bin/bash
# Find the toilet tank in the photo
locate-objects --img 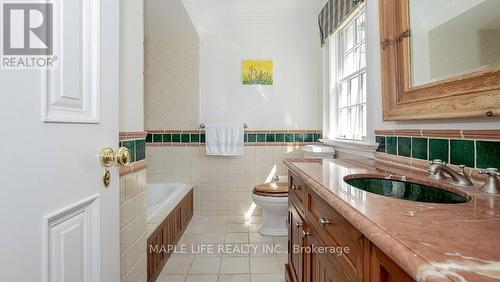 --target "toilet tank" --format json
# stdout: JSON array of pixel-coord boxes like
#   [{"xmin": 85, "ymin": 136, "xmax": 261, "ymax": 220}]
[{"xmin": 302, "ymin": 145, "xmax": 336, "ymax": 159}]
